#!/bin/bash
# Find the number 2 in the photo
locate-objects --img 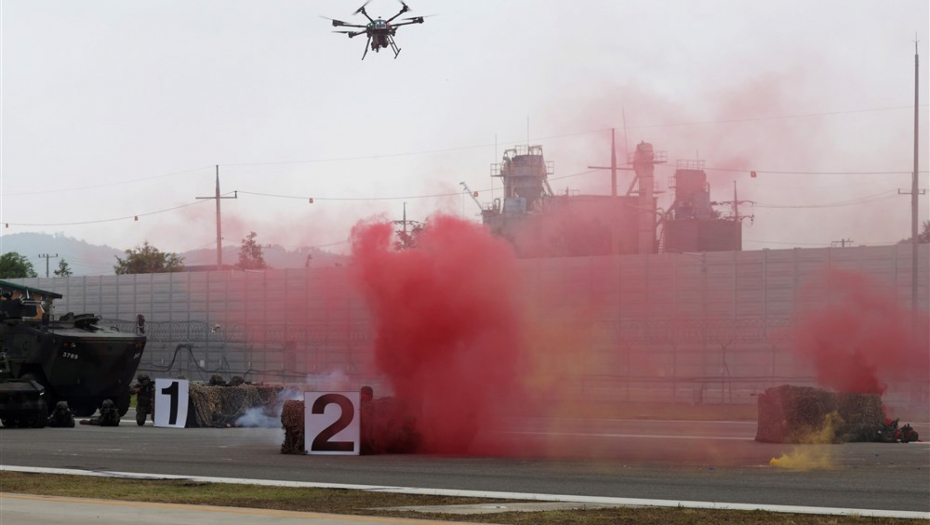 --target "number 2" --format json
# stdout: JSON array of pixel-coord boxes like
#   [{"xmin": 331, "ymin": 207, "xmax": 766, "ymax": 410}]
[{"xmin": 310, "ymin": 394, "xmax": 355, "ymax": 452}]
